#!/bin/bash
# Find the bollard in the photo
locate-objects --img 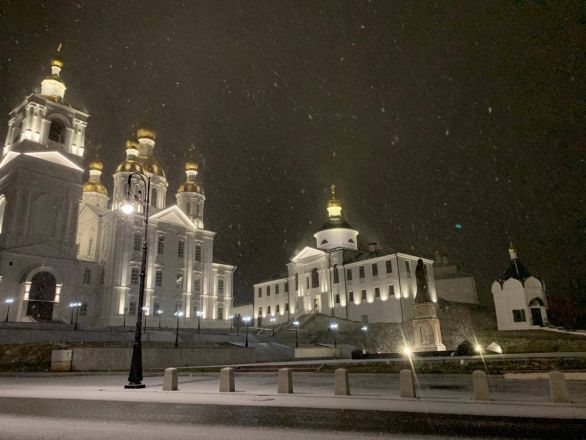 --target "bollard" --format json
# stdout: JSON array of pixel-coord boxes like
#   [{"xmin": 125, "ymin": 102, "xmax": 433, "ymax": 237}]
[
  {"xmin": 400, "ymin": 369, "xmax": 416, "ymax": 398},
  {"xmin": 549, "ymin": 371, "xmax": 571, "ymax": 403},
  {"xmin": 335, "ymin": 368, "xmax": 350, "ymax": 396},
  {"xmin": 278, "ymin": 368, "xmax": 293, "ymax": 394},
  {"xmin": 163, "ymin": 367, "xmax": 178, "ymax": 391},
  {"xmin": 472, "ymin": 370, "xmax": 490, "ymax": 401},
  {"xmin": 220, "ymin": 367, "xmax": 235, "ymax": 392}
]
